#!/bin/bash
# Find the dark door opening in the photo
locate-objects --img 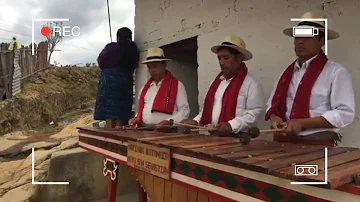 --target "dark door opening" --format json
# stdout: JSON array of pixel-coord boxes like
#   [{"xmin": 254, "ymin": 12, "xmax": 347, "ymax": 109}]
[{"xmin": 161, "ymin": 36, "xmax": 199, "ymax": 119}]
